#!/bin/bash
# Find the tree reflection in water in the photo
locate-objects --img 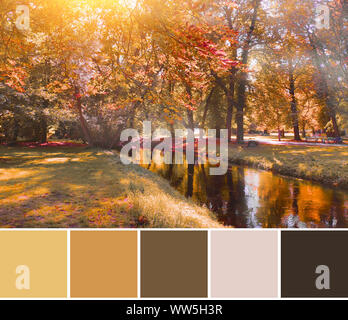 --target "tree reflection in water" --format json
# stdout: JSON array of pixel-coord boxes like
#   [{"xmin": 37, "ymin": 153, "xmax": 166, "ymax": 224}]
[{"xmin": 143, "ymin": 160, "xmax": 348, "ymax": 228}]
